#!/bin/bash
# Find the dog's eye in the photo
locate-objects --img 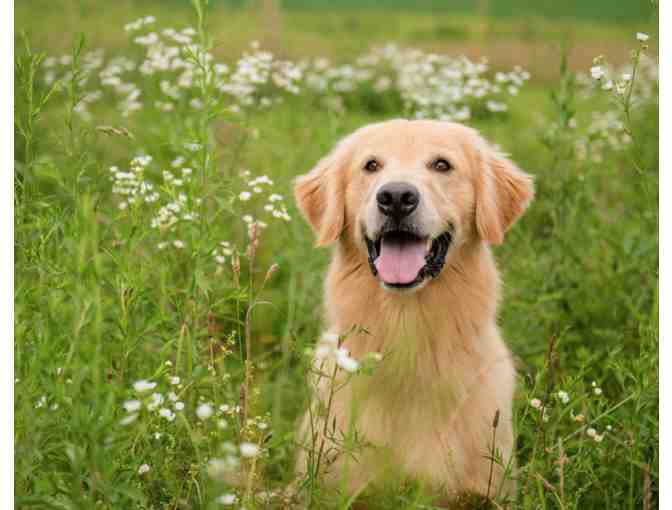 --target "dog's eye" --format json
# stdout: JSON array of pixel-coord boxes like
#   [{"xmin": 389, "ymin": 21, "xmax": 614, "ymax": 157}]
[
  {"xmin": 431, "ymin": 158, "xmax": 453, "ymax": 172},
  {"xmin": 364, "ymin": 159, "xmax": 381, "ymax": 172}
]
